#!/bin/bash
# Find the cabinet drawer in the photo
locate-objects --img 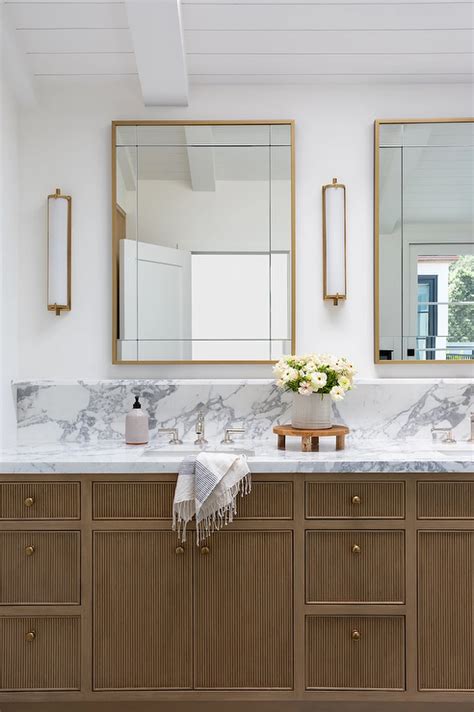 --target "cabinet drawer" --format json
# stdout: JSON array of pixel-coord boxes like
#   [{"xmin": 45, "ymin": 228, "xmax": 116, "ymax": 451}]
[
  {"xmin": 306, "ymin": 530, "xmax": 405, "ymax": 604},
  {"xmin": 0, "ymin": 532, "xmax": 80, "ymax": 605},
  {"xmin": 306, "ymin": 481, "xmax": 405, "ymax": 519},
  {"xmin": 93, "ymin": 480, "xmax": 293, "ymax": 520},
  {"xmin": 306, "ymin": 616, "xmax": 405, "ymax": 690},
  {"xmin": 236, "ymin": 482, "xmax": 293, "ymax": 519},
  {"xmin": 0, "ymin": 482, "xmax": 80, "ymax": 520},
  {"xmin": 0, "ymin": 616, "xmax": 80, "ymax": 691},
  {"xmin": 418, "ymin": 481, "xmax": 474, "ymax": 519},
  {"xmin": 93, "ymin": 481, "xmax": 174, "ymax": 519}
]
